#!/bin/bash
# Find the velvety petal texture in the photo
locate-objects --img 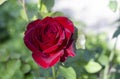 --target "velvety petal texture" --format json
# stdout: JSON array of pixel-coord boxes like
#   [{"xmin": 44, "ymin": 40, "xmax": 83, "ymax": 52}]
[{"xmin": 24, "ymin": 16, "xmax": 75, "ymax": 68}]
